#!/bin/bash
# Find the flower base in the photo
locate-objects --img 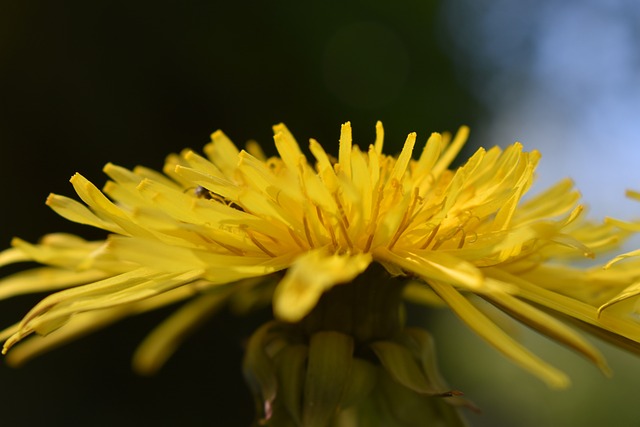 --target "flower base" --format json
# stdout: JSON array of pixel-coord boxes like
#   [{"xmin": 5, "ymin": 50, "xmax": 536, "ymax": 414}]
[{"xmin": 243, "ymin": 265, "xmax": 470, "ymax": 426}]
